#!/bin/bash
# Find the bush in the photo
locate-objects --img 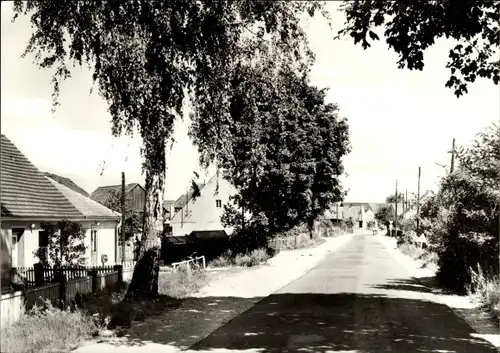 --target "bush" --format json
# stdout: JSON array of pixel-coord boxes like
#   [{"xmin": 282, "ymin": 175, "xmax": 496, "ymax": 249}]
[
  {"xmin": 234, "ymin": 248, "xmax": 270, "ymax": 267},
  {"xmin": 420, "ymin": 123, "xmax": 499, "ymax": 292},
  {"xmin": 209, "ymin": 254, "xmax": 232, "ymax": 268}
]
